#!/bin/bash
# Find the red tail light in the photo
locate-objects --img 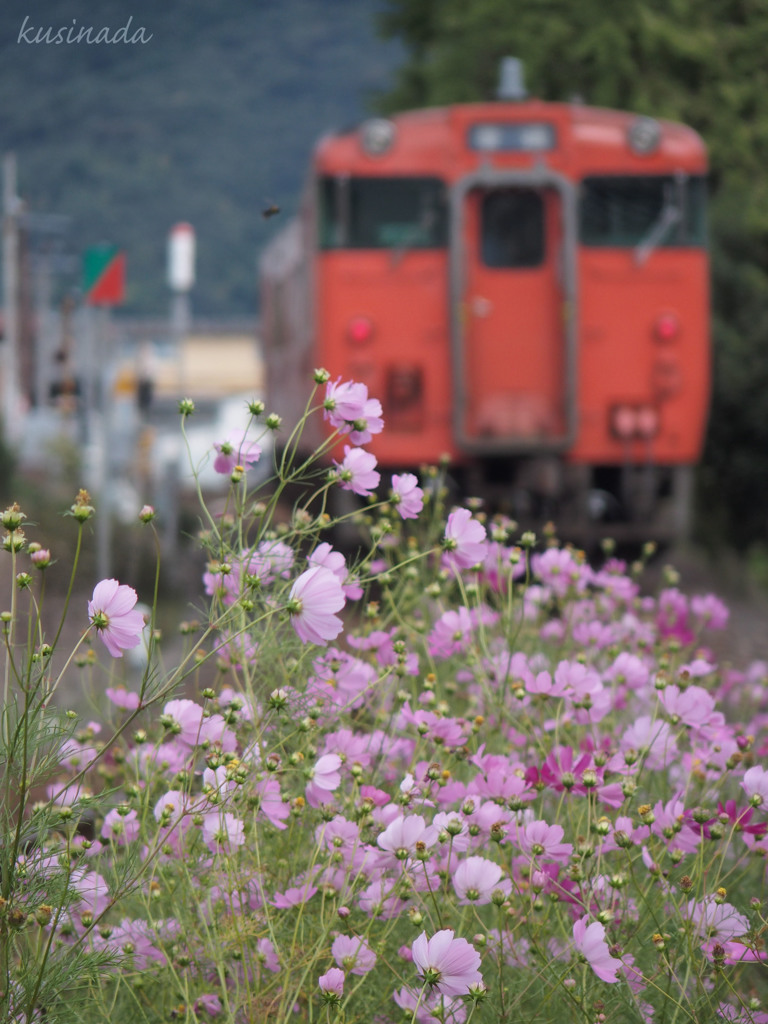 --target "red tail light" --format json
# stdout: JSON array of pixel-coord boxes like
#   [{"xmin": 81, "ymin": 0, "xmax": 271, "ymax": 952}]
[
  {"xmin": 347, "ymin": 316, "xmax": 374, "ymax": 344},
  {"xmin": 654, "ymin": 312, "xmax": 679, "ymax": 342}
]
